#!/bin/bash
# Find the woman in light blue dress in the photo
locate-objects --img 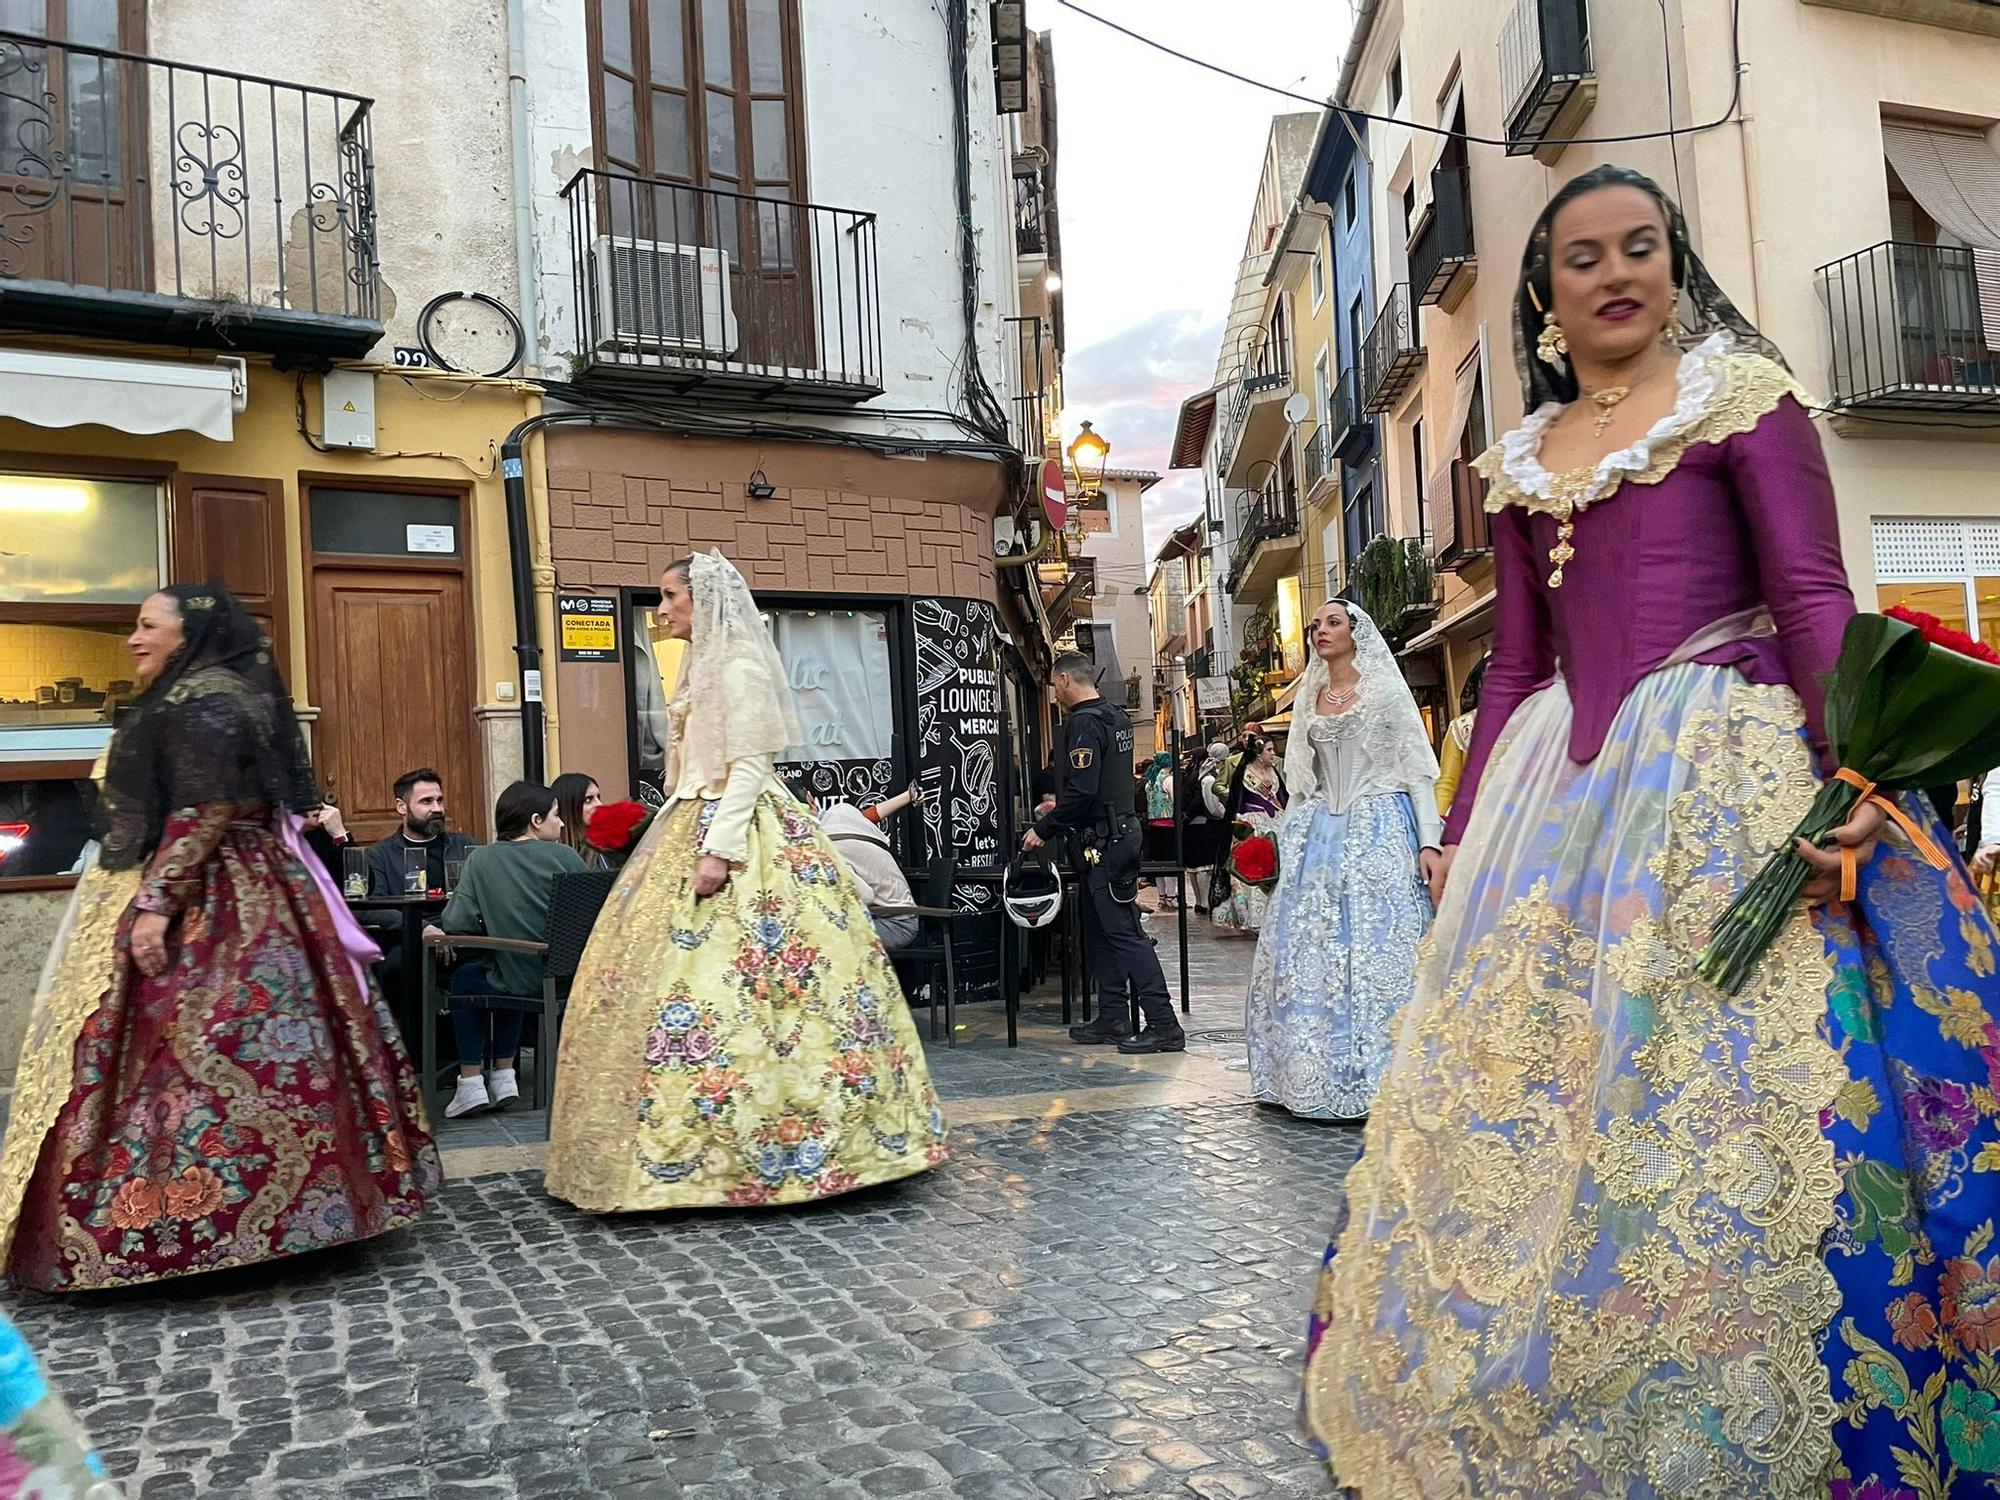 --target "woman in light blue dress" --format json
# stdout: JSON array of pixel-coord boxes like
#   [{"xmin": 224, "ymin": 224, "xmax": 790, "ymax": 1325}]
[{"xmin": 1245, "ymin": 601, "xmax": 1442, "ymax": 1121}]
